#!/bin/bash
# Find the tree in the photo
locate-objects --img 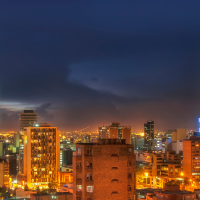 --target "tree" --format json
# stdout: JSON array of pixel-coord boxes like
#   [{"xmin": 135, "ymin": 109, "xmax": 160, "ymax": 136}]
[{"xmin": 0, "ymin": 186, "xmax": 7, "ymax": 198}]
